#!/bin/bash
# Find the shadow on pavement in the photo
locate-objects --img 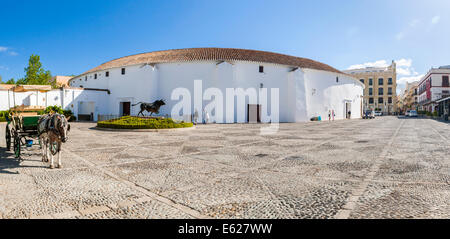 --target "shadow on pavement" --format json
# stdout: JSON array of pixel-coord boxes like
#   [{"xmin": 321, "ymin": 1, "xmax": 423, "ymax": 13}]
[{"xmin": 0, "ymin": 148, "xmax": 46, "ymax": 174}]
